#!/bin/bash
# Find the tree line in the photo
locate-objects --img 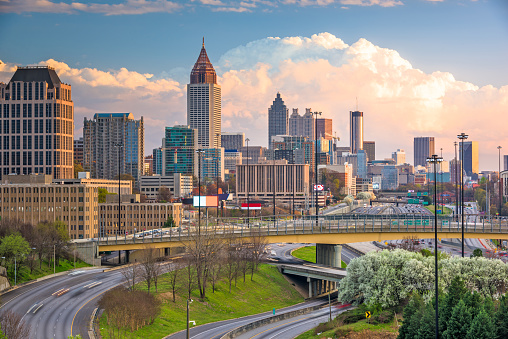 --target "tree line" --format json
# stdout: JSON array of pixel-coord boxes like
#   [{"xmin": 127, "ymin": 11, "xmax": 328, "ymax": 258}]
[{"xmin": 0, "ymin": 218, "xmax": 72, "ymax": 283}]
